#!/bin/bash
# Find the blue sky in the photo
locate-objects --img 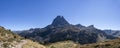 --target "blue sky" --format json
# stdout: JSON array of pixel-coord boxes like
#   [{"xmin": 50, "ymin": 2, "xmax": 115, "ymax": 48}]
[{"xmin": 0, "ymin": 0, "xmax": 120, "ymax": 30}]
